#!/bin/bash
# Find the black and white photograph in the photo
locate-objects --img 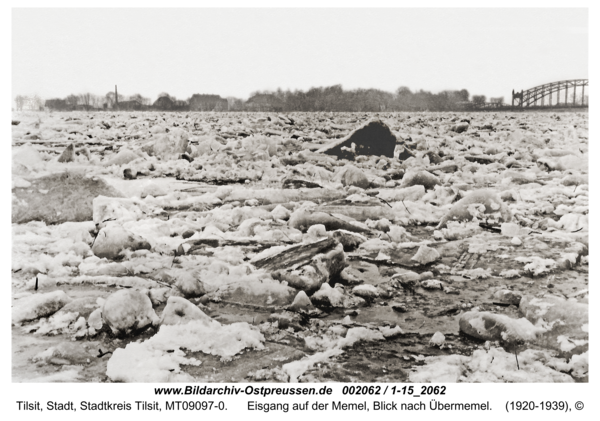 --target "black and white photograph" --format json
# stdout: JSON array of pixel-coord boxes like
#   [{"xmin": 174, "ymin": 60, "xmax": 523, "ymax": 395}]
[{"xmin": 9, "ymin": 4, "xmax": 591, "ymax": 400}]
